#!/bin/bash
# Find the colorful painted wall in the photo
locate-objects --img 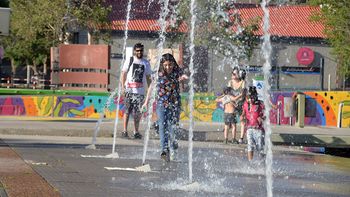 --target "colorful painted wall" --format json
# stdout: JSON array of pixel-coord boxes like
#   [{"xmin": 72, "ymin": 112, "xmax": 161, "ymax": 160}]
[{"xmin": 0, "ymin": 91, "xmax": 349, "ymax": 127}]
